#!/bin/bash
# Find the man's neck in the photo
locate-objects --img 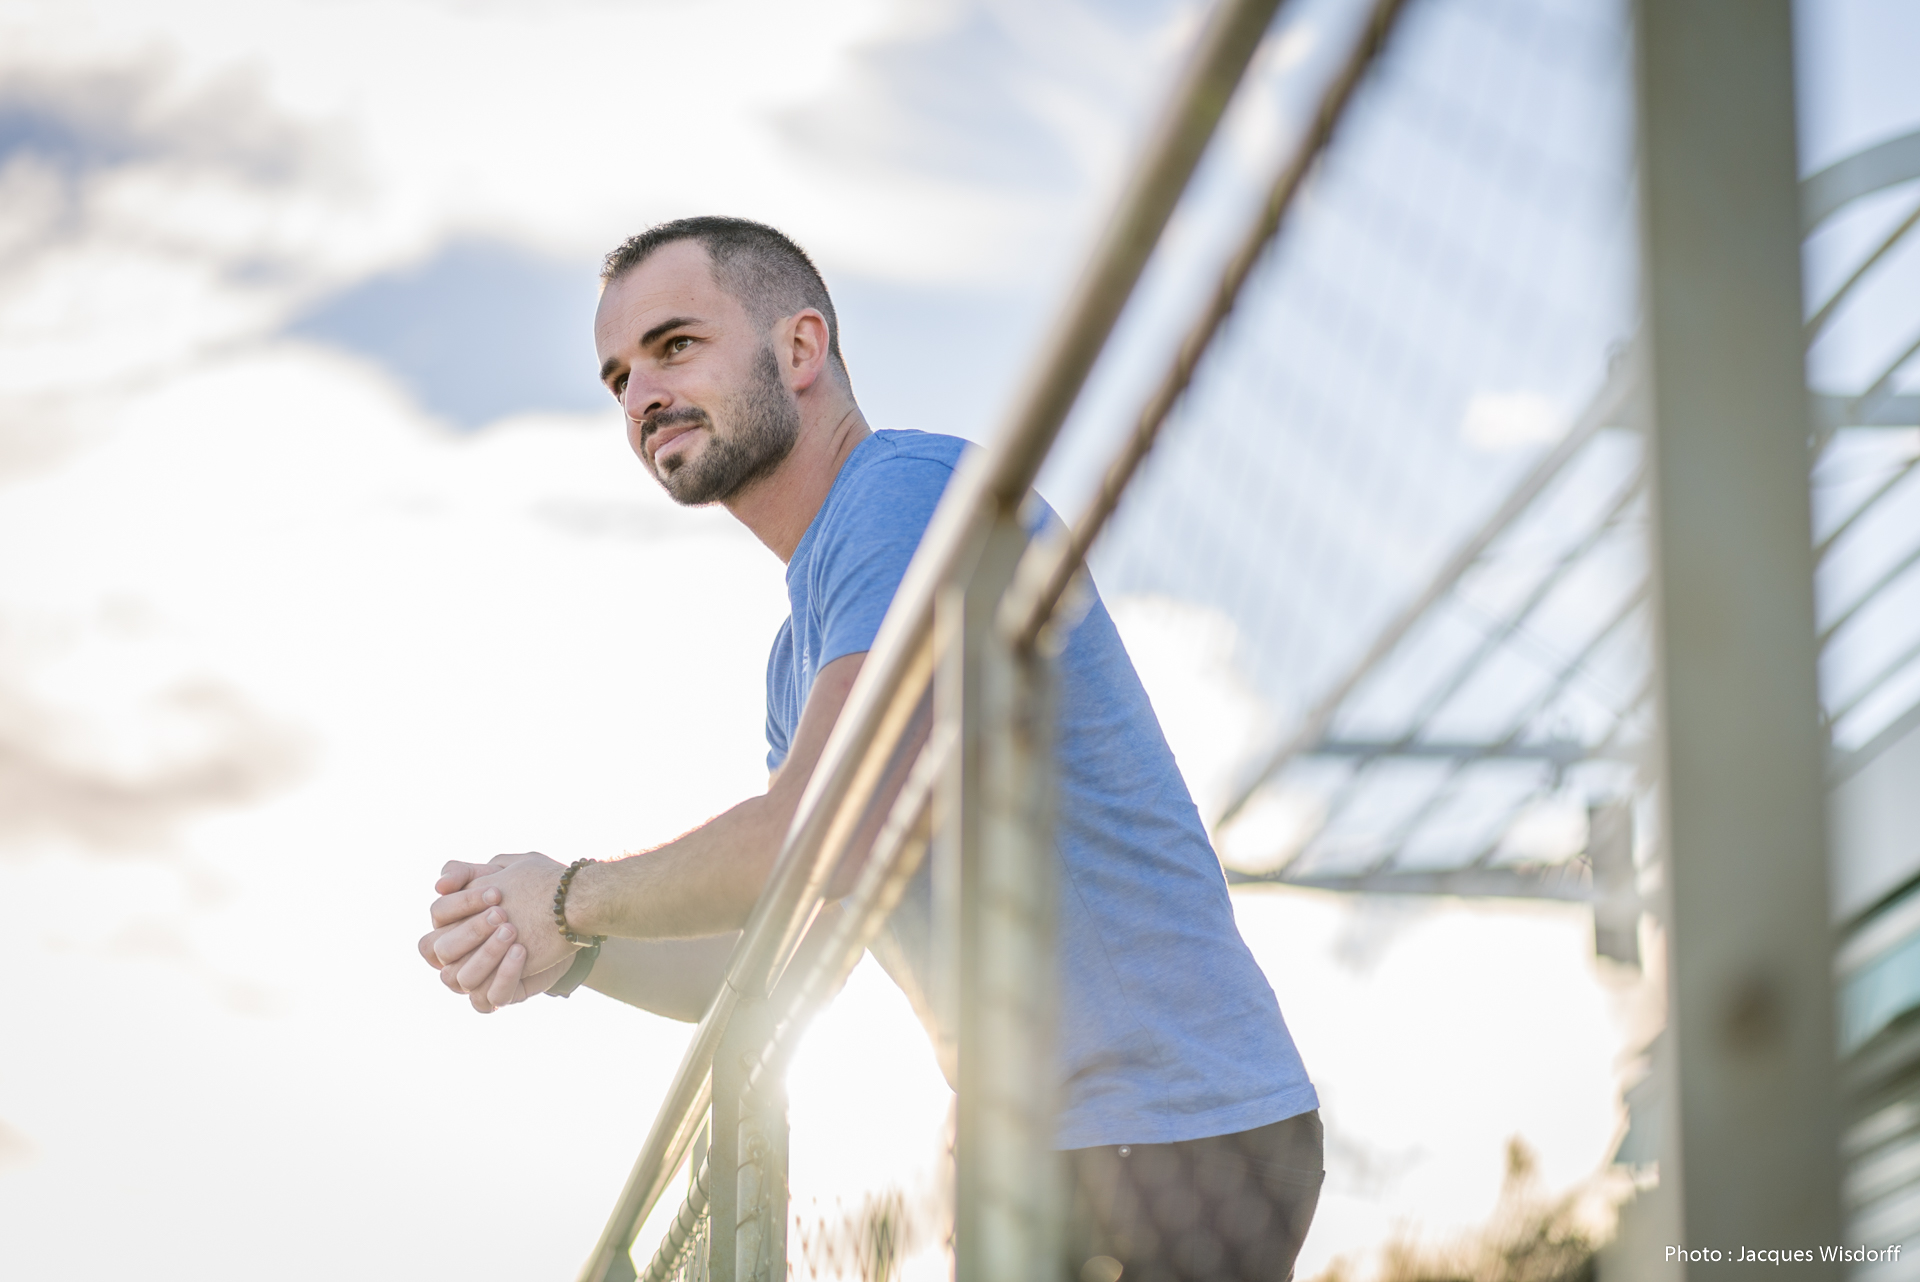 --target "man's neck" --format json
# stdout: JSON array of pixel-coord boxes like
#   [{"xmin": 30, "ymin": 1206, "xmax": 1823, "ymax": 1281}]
[{"xmin": 725, "ymin": 399, "xmax": 872, "ymax": 563}]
